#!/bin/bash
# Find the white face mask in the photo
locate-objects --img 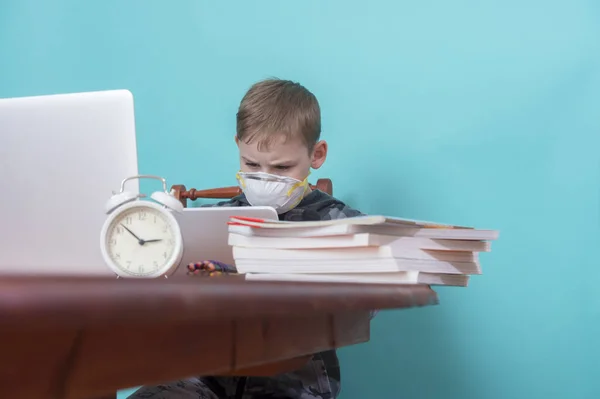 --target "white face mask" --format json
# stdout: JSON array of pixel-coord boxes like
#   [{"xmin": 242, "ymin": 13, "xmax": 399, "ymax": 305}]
[{"xmin": 236, "ymin": 171, "xmax": 309, "ymax": 214}]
